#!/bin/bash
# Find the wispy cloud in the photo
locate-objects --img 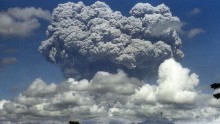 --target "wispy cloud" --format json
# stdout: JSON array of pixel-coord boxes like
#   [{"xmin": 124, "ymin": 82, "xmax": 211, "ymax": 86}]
[
  {"xmin": 0, "ymin": 7, "xmax": 51, "ymax": 38},
  {"xmin": 0, "ymin": 57, "xmax": 17, "ymax": 66},
  {"xmin": 187, "ymin": 28, "xmax": 205, "ymax": 38},
  {"xmin": 190, "ymin": 8, "xmax": 201, "ymax": 15}
]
